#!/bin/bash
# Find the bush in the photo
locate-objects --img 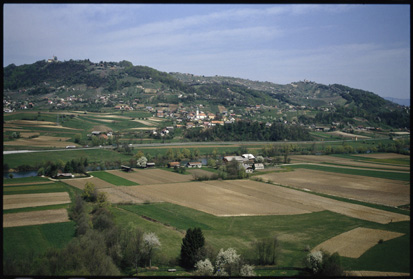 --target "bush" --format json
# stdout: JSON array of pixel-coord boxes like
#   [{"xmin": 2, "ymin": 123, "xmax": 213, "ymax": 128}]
[
  {"xmin": 92, "ymin": 208, "xmax": 114, "ymax": 231},
  {"xmin": 82, "ymin": 182, "xmax": 98, "ymax": 202}
]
